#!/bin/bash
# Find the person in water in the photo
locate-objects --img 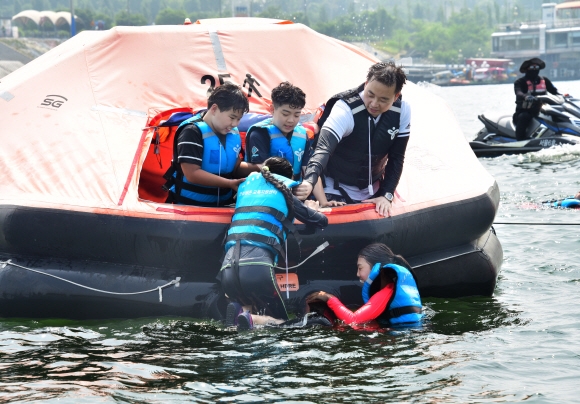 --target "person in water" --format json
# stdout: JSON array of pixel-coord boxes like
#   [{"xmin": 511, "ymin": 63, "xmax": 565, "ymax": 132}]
[
  {"xmin": 575, "ymin": 191, "xmax": 580, "ymax": 200},
  {"xmin": 294, "ymin": 62, "xmax": 411, "ymax": 217},
  {"xmin": 245, "ymin": 81, "xmax": 344, "ymax": 208},
  {"xmin": 513, "ymin": 58, "xmax": 559, "ymax": 141},
  {"xmin": 306, "ymin": 243, "xmax": 422, "ymax": 325},
  {"xmin": 219, "ymin": 157, "xmax": 328, "ymax": 329},
  {"xmin": 164, "ymin": 83, "xmax": 251, "ymax": 206}
]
